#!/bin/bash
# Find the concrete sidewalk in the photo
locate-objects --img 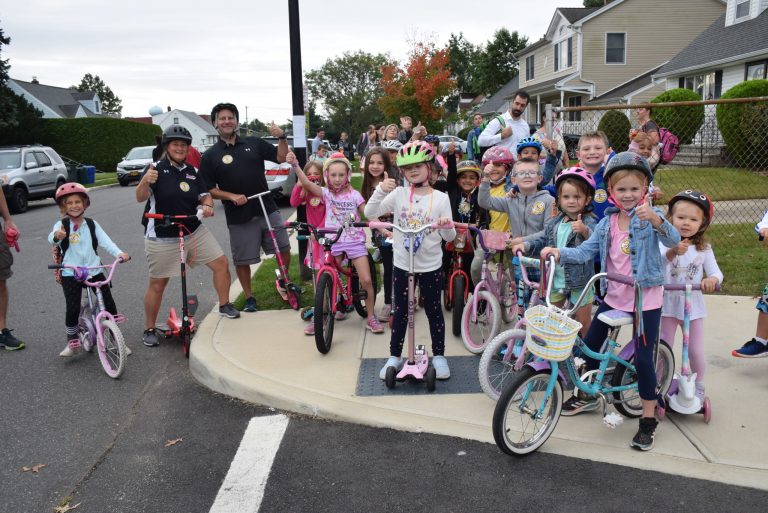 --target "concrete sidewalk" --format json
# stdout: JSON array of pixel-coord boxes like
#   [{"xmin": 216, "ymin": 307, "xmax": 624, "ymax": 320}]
[{"xmin": 190, "ymin": 276, "xmax": 768, "ymax": 491}]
